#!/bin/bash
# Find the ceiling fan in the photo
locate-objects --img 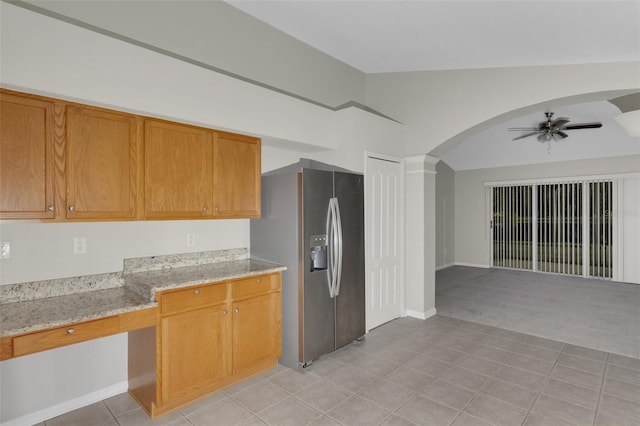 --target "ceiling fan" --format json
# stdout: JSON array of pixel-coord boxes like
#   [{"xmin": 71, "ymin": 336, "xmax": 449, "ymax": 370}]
[{"xmin": 509, "ymin": 112, "xmax": 603, "ymax": 142}]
